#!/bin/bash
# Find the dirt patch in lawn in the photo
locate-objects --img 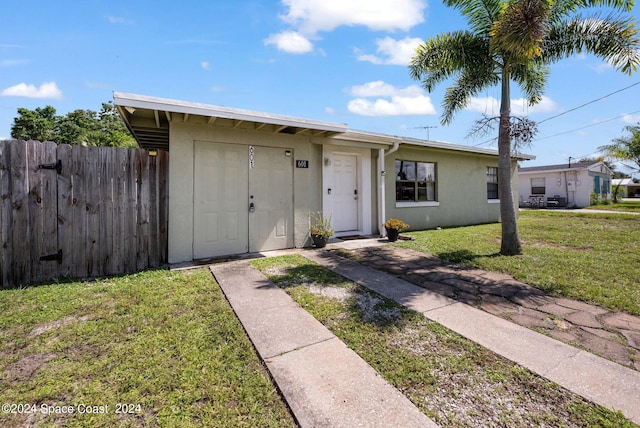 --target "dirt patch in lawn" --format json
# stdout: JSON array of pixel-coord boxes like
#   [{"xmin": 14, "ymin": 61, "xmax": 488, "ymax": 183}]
[
  {"xmin": 5, "ymin": 353, "xmax": 56, "ymax": 383},
  {"xmin": 28, "ymin": 315, "xmax": 91, "ymax": 338}
]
